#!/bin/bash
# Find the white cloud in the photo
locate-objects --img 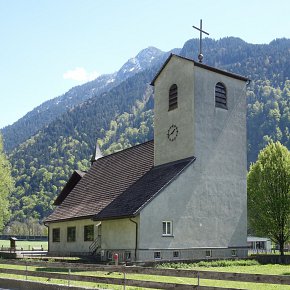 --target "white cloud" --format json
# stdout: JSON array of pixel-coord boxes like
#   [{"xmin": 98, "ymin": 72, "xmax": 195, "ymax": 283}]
[{"xmin": 63, "ymin": 67, "xmax": 99, "ymax": 83}]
